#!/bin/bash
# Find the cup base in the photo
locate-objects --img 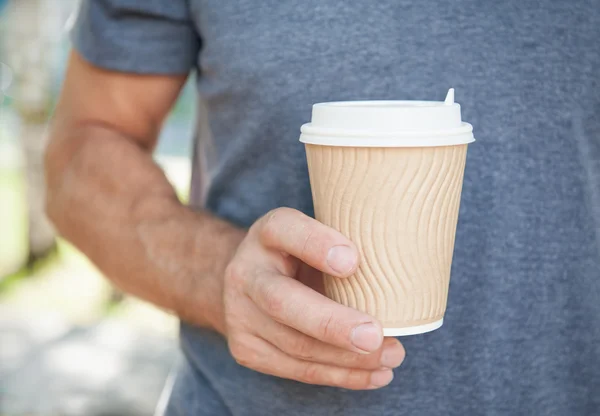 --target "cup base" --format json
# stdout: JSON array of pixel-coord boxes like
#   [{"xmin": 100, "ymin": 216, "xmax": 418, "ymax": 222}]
[{"xmin": 383, "ymin": 318, "xmax": 444, "ymax": 337}]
